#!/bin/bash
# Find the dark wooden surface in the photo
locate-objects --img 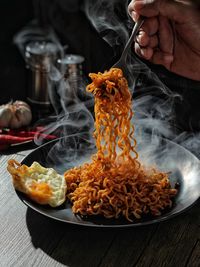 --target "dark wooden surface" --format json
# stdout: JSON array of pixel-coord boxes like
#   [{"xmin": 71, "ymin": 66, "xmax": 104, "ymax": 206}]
[{"xmin": 1, "ymin": 144, "xmax": 200, "ymax": 267}]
